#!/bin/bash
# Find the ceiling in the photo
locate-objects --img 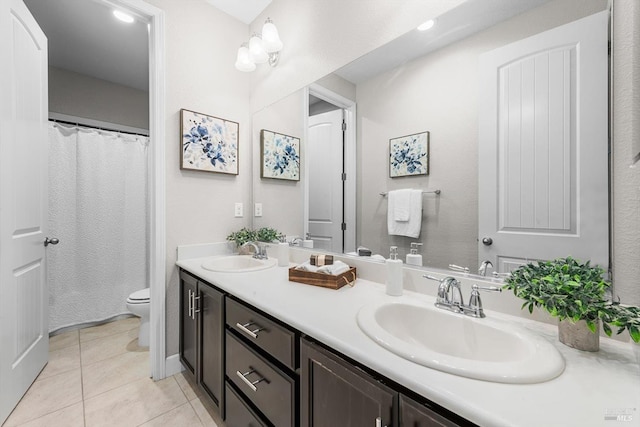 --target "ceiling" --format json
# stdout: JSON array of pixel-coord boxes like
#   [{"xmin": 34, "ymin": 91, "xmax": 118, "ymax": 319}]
[
  {"xmin": 336, "ymin": 0, "xmax": 552, "ymax": 84},
  {"xmin": 204, "ymin": 0, "xmax": 271, "ymax": 25},
  {"xmin": 24, "ymin": 0, "xmax": 149, "ymax": 91}
]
